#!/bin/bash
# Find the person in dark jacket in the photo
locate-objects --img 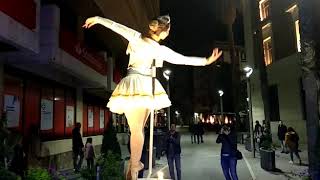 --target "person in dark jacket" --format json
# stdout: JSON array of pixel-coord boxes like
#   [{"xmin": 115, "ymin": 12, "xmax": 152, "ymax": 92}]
[
  {"xmin": 285, "ymin": 127, "xmax": 301, "ymax": 165},
  {"xmin": 277, "ymin": 121, "xmax": 288, "ymax": 153},
  {"xmin": 198, "ymin": 122, "xmax": 205, "ymax": 143},
  {"xmin": 9, "ymin": 136, "xmax": 25, "ymax": 177},
  {"xmin": 189, "ymin": 123, "xmax": 196, "ymax": 144},
  {"xmin": 166, "ymin": 124, "xmax": 181, "ymax": 180},
  {"xmin": 72, "ymin": 122, "xmax": 84, "ymax": 172},
  {"xmin": 216, "ymin": 125, "xmax": 238, "ymax": 180}
]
